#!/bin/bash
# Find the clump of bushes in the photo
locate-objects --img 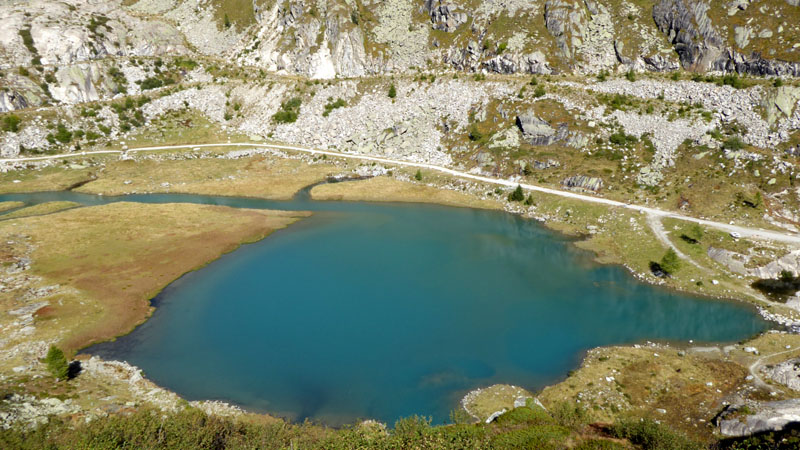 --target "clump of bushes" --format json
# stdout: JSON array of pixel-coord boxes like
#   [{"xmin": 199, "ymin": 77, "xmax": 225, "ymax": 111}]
[
  {"xmin": 322, "ymin": 97, "xmax": 346, "ymax": 117},
  {"xmin": 2, "ymin": 114, "xmax": 21, "ymax": 132},
  {"xmin": 108, "ymin": 66, "xmax": 128, "ymax": 94},
  {"xmin": 722, "ymin": 136, "xmax": 745, "ymax": 151},
  {"xmin": 273, "ymin": 97, "xmax": 302, "ymax": 123},
  {"xmin": 18, "ymin": 27, "xmax": 39, "ymax": 65},
  {"xmin": 609, "ymin": 131, "xmax": 637, "ymax": 147},
  {"xmin": 610, "ymin": 418, "xmax": 702, "ymax": 450},
  {"xmin": 140, "ymin": 77, "xmax": 165, "ymax": 90},
  {"xmin": 46, "ymin": 123, "xmax": 73, "ymax": 144},
  {"xmin": 508, "ymin": 185, "xmax": 525, "ymax": 202}
]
